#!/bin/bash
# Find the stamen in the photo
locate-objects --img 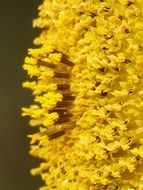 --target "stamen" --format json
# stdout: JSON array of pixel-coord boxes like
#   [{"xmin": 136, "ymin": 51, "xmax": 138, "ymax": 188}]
[
  {"xmin": 54, "ymin": 72, "xmax": 70, "ymax": 78},
  {"xmin": 53, "ymin": 50, "xmax": 74, "ymax": 67},
  {"xmin": 40, "ymin": 126, "xmax": 65, "ymax": 139},
  {"xmin": 59, "ymin": 112, "xmax": 73, "ymax": 117},
  {"xmin": 49, "ymin": 130, "xmax": 65, "ymax": 139},
  {"xmin": 62, "ymin": 94, "xmax": 75, "ymax": 101},
  {"xmin": 55, "ymin": 117, "xmax": 70, "ymax": 124},
  {"xmin": 50, "ymin": 108, "xmax": 68, "ymax": 113},
  {"xmin": 57, "ymin": 84, "xmax": 70, "ymax": 90},
  {"xmin": 56, "ymin": 101, "xmax": 73, "ymax": 107},
  {"xmin": 61, "ymin": 54, "xmax": 74, "ymax": 67},
  {"xmin": 37, "ymin": 59, "xmax": 56, "ymax": 68}
]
